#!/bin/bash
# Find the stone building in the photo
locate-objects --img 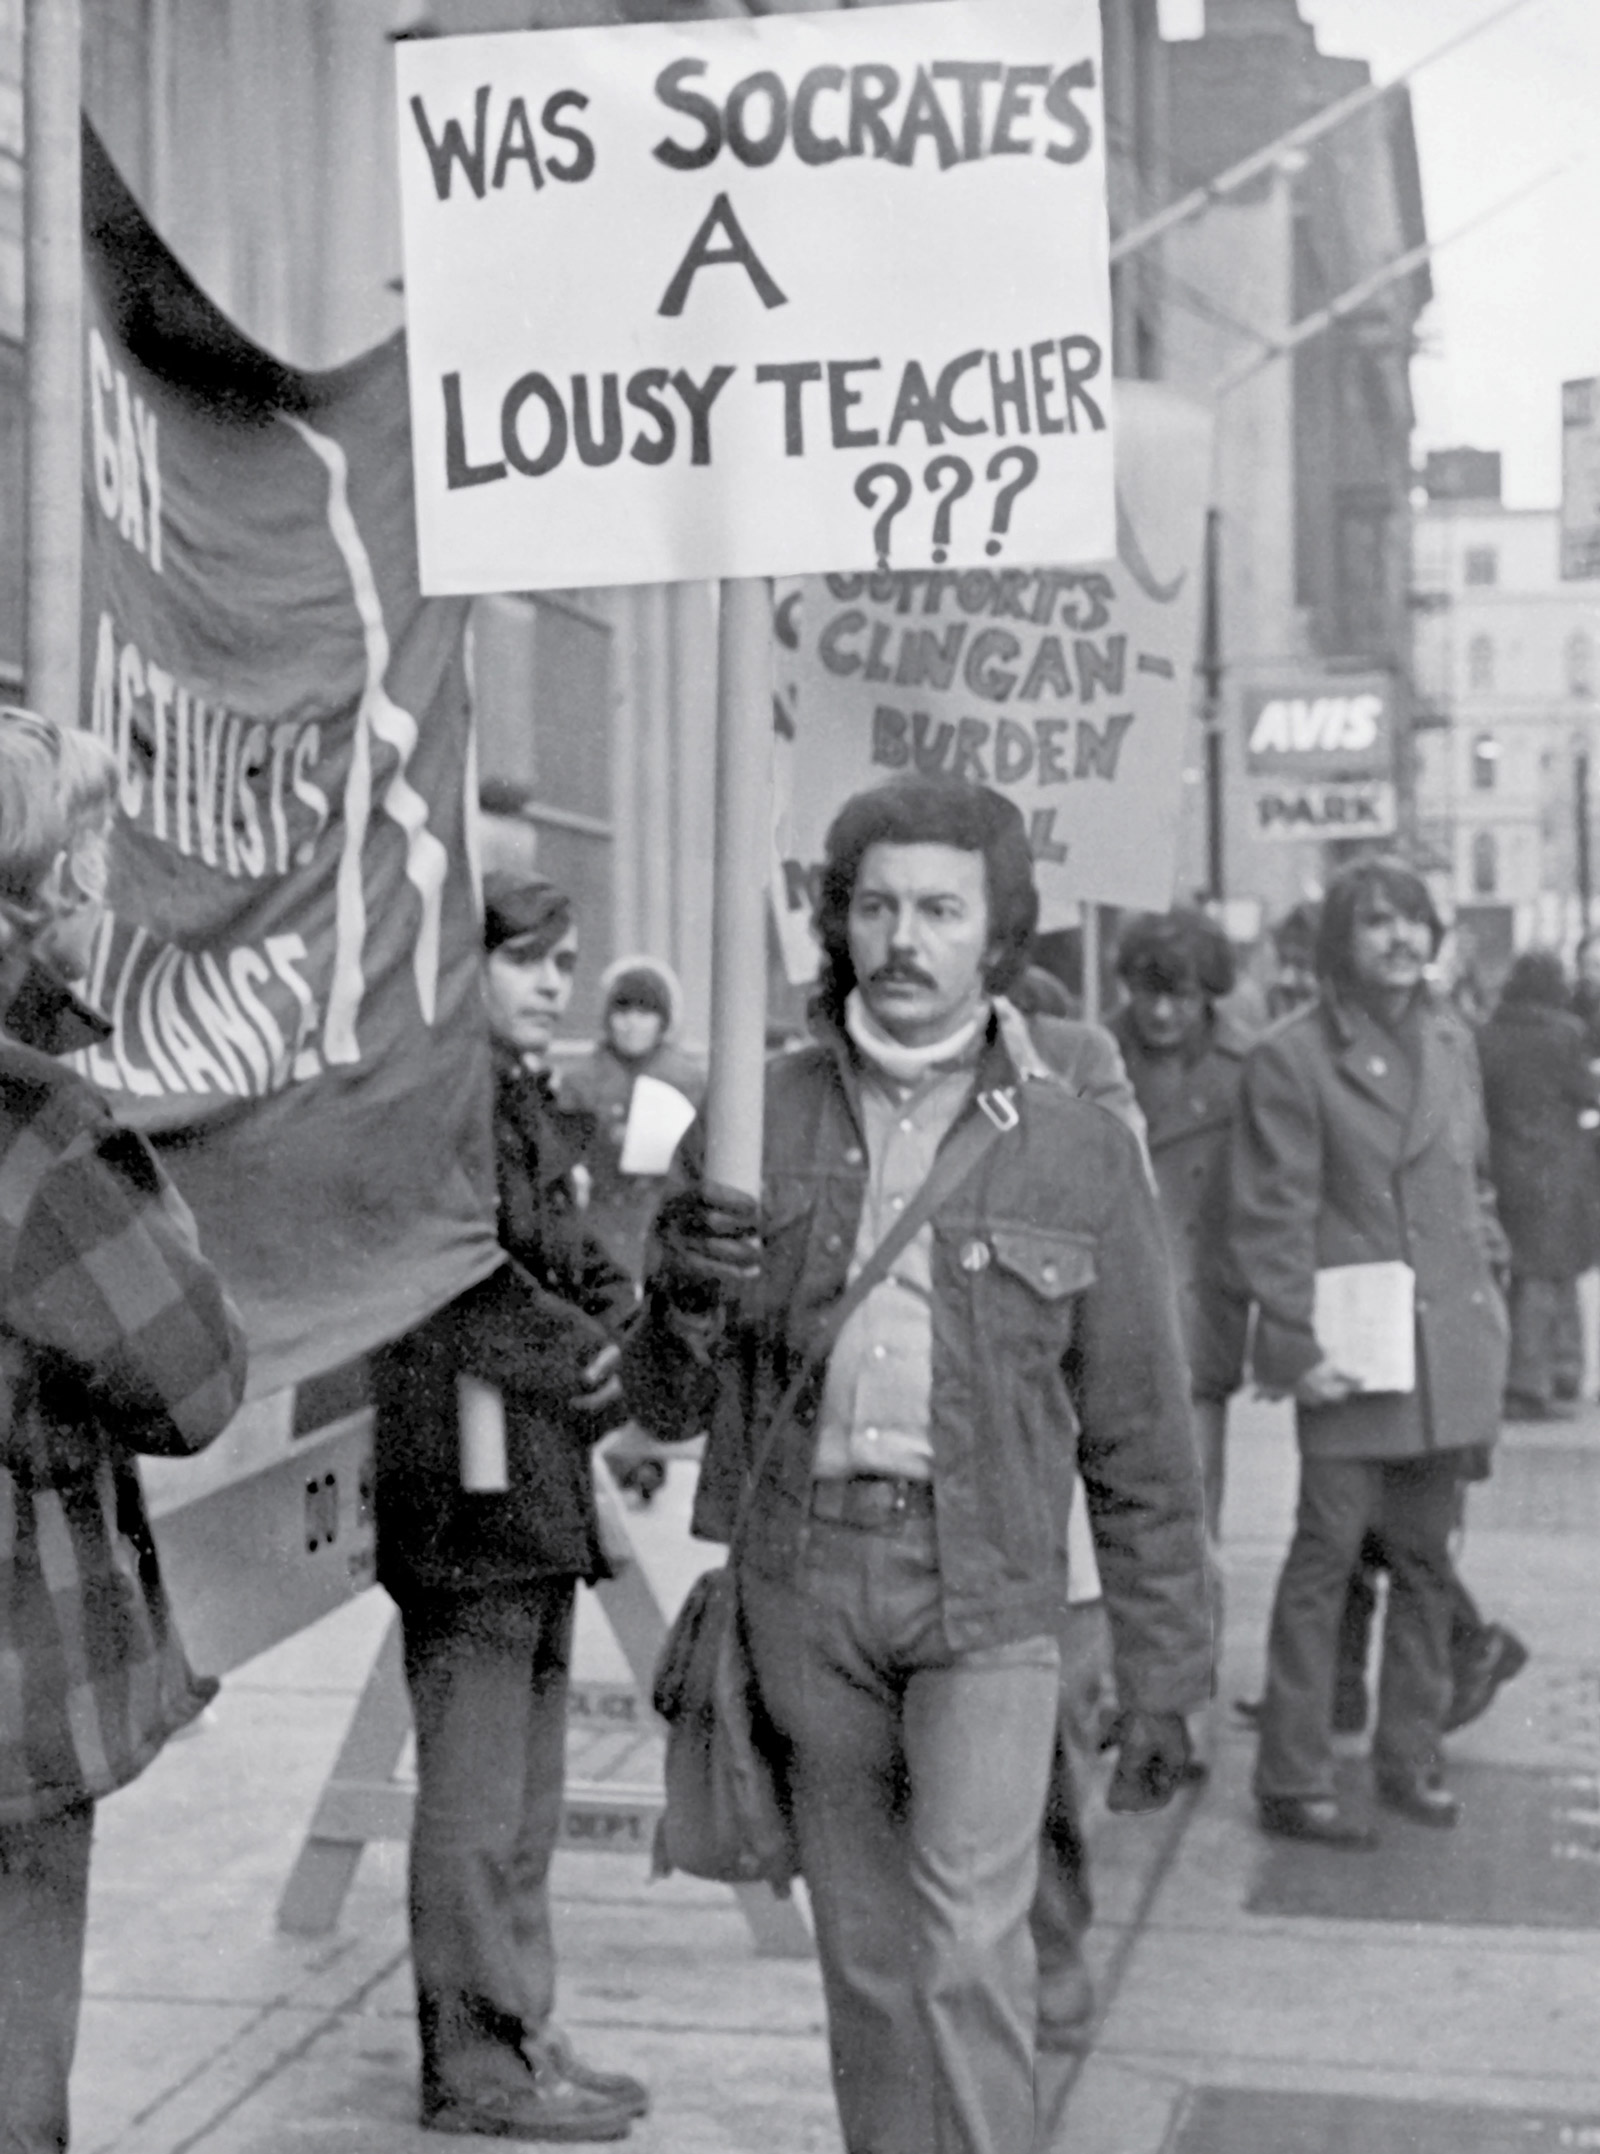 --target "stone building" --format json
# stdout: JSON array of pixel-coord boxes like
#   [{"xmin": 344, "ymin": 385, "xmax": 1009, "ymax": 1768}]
[{"xmin": 1412, "ymin": 449, "xmax": 1600, "ymax": 975}]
